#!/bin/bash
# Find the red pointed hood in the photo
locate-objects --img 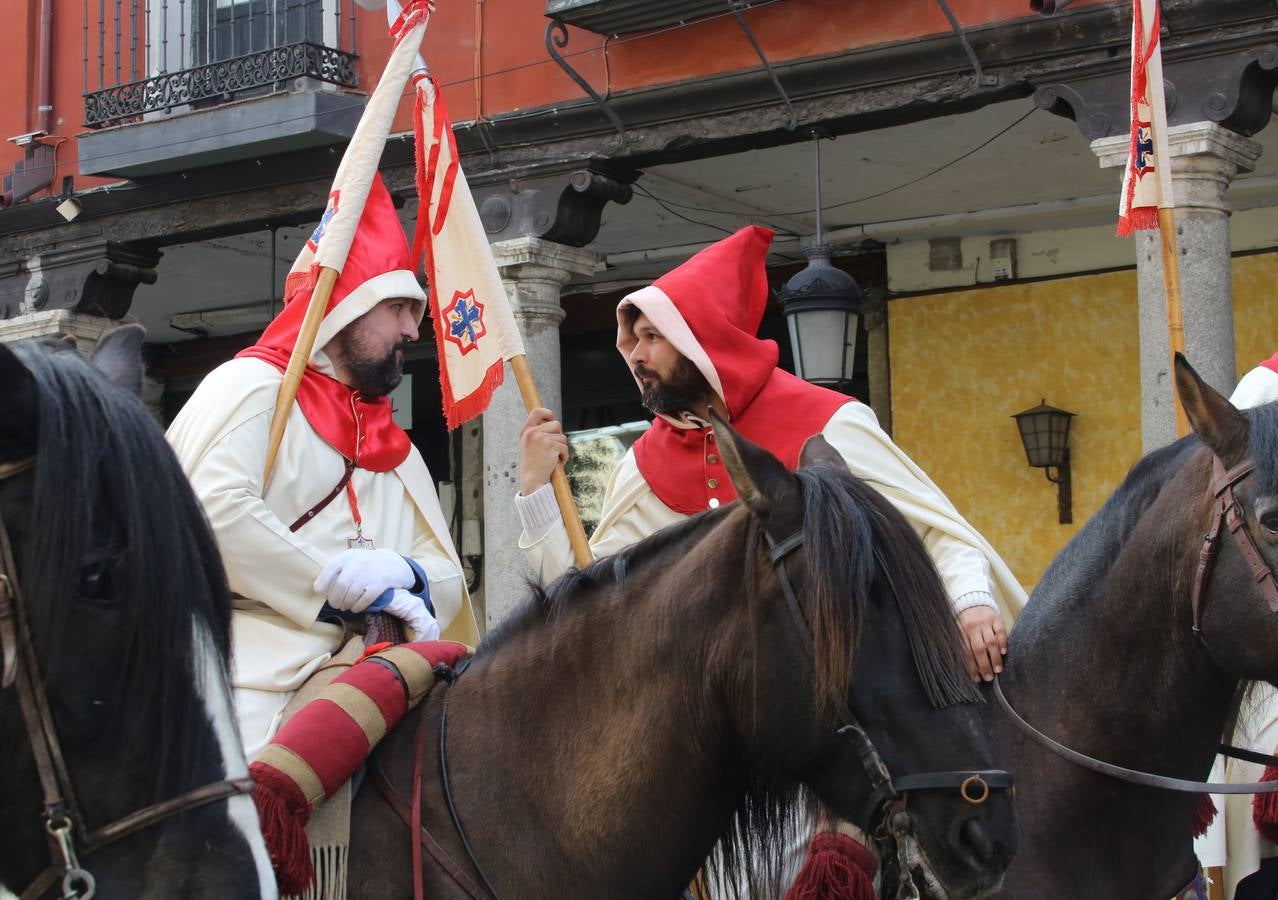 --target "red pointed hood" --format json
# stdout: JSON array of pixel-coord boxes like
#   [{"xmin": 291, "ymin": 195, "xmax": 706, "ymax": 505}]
[
  {"xmin": 238, "ymin": 174, "xmax": 426, "ymax": 472},
  {"xmin": 616, "ymin": 225, "xmax": 779, "ymax": 420},
  {"xmin": 619, "ymin": 225, "xmax": 852, "ymax": 515}
]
